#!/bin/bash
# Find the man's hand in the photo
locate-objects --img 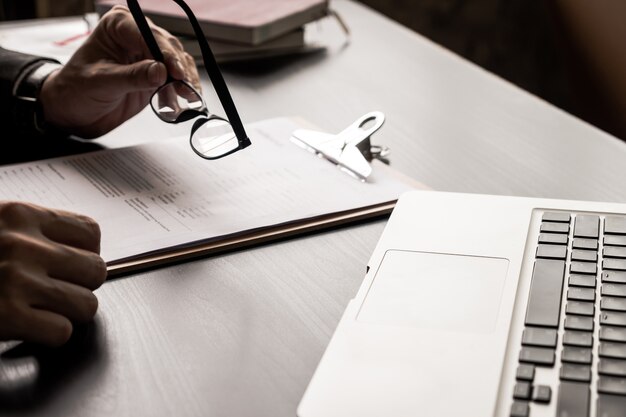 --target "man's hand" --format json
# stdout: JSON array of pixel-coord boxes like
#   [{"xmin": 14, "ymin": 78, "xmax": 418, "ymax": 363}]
[
  {"xmin": 0, "ymin": 202, "xmax": 106, "ymax": 346},
  {"xmin": 40, "ymin": 5, "xmax": 200, "ymax": 138}
]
